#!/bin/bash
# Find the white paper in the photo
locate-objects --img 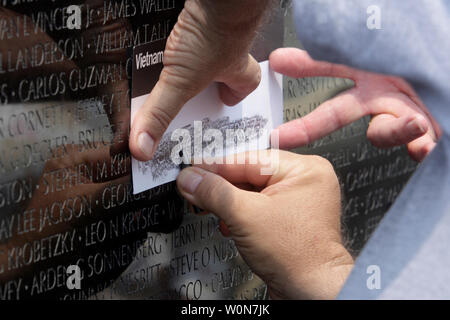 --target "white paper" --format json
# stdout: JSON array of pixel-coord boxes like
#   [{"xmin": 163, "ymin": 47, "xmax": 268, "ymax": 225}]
[{"xmin": 131, "ymin": 61, "xmax": 283, "ymax": 194}]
